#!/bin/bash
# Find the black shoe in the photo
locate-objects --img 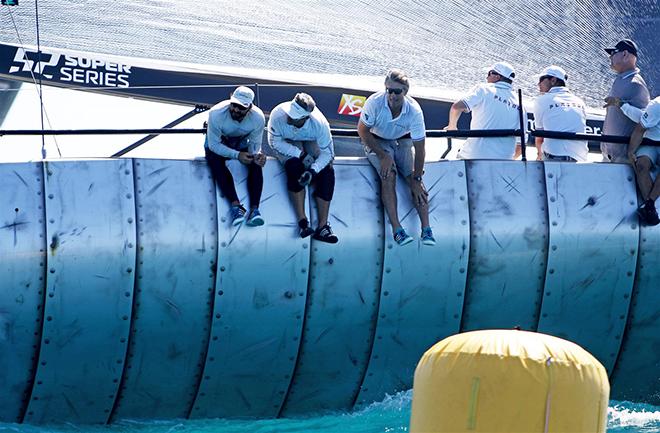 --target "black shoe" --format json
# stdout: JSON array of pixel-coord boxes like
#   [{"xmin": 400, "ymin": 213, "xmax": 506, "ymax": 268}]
[
  {"xmin": 298, "ymin": 218, "xmax": 314, "ymax": 238},
  {"xmin": 313, "ymin": 224, "xmax": 339, "ymax": 244},
  {"xmin": 638, "ymin": 199, "xmax": 660, "ymax": 226},
  {"xmin": 646, "ymin": 200, "xmax": 660, "ymax": 226}
]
